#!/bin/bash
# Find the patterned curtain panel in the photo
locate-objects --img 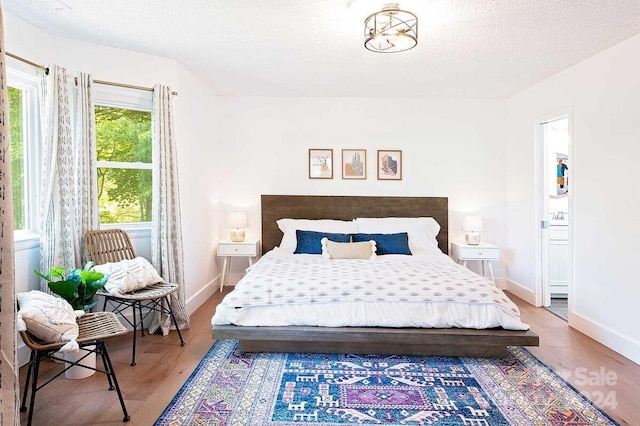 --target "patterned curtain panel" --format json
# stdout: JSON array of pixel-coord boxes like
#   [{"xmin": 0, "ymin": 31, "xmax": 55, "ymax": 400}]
[
  {"xmin": 0, "ymin": 5, "xmax": 20, "ymax": 424},
  {"xmin": 38, "ymin": 66, "xmax": 78, "ymax": 283},
  {"xmin": 149, "ymin": 85, "xmax": 190, "ymax": 334},
  {"xmin": 75, "ymin": 72, "xmax": 99, "ymax": 254}
]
